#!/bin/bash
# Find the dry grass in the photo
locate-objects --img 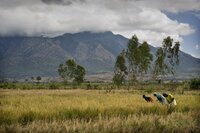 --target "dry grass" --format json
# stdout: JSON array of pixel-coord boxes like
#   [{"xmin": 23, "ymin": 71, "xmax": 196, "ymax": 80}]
[{"xmin": 0, "ymin": 89, "xmax": 200, "ymax": 132}]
